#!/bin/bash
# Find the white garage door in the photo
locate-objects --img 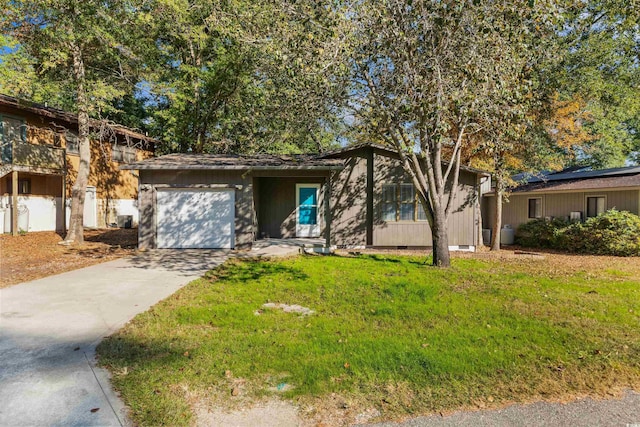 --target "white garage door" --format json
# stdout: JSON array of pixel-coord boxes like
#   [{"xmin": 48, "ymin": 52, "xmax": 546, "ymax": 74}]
[{"xmin": 156, "ymin": 189, "xmax": 235, "ymax": 249}]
